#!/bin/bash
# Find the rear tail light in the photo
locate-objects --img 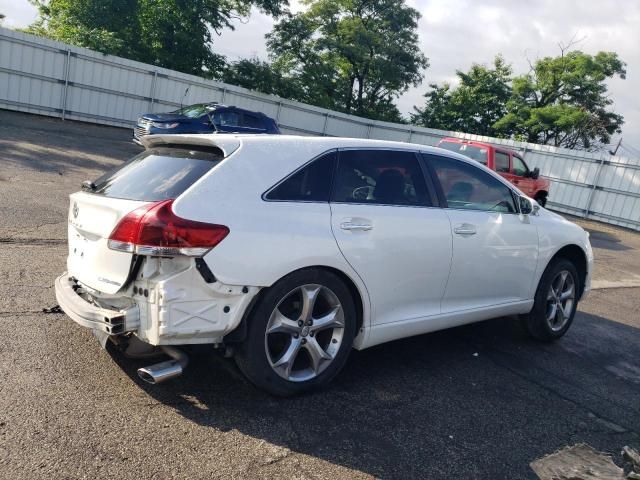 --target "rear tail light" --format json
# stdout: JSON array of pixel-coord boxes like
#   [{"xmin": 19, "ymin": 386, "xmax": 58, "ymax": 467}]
[{"xmin": 108, "ymin": 200, "xmax": 229, "ymax": 257}]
